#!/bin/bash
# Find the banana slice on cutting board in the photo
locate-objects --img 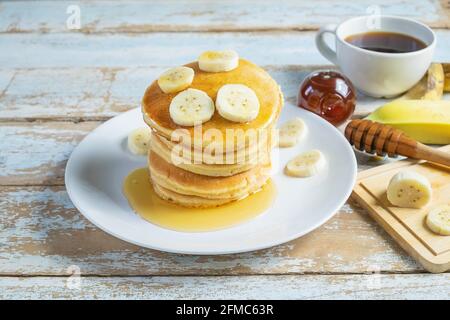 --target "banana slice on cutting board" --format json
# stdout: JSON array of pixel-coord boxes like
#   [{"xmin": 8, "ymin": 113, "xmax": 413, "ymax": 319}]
[
  {"xmin": 386, "ymin": 171, "xmax": 432, "ymax": 209},
  {"xmin": 128, "ymin": 127, "xmax": 152, "ymax": 155},
  {"xmin": 285, "ymin": 149, "xmax": 326, "ymax": 177},
  {"xmin": 426, "ymin": 205, "xmax": 450, "ymax": 236},
  {"xmin": 169, "ymin": 88, "xmax": 215, "ymax": 126},
  {"xmin": 158, "ymin": 66, "xmax": 195, "ymax": 94},
  {"xmin": 198, "ymin": 50, "xmax": 239, "ymax": 73},
  {"xmin": 278, "ymin": 117, "xmax": 306, "ymax": 148},
  {"xmin": 216, "ymin": 84, "xmax": 260, "ymax": 123}
]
